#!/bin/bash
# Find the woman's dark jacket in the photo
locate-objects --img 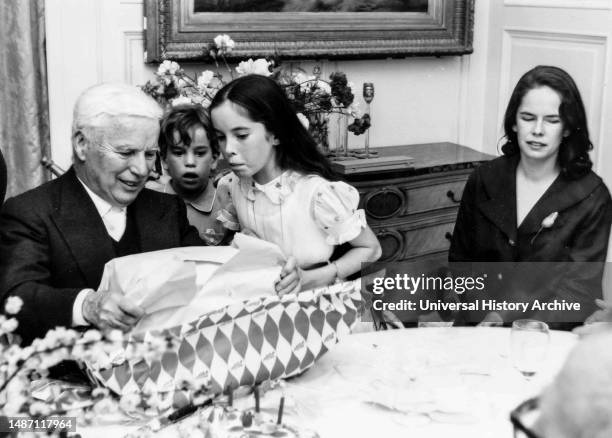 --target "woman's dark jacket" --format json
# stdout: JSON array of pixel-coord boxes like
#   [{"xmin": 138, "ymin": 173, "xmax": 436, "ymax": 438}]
[{"xmin": 449, "ymin": 154, "xmax": 612, "ymax": 327}]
